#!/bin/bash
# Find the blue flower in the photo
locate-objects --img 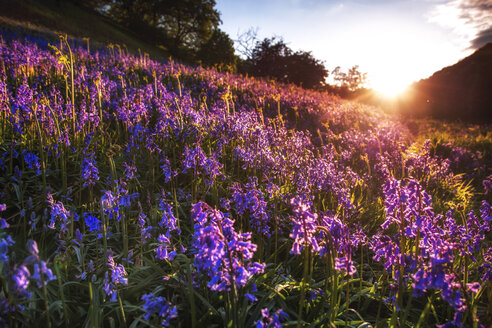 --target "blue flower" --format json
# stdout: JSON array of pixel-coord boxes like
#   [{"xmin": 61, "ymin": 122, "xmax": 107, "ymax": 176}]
[
  {"xmin": 159, "ymin": 200, "xmax": 180, "ymax": 236},
  {"xmin": 289, "ymin": 196, "xmax": 320, "ymax": 255},
  {"xmin": 191, "ymin": 202, "xmax": 264, "ymax": 292},
  {"xmin": 81, "ymin": 153, "xmax": 99, "ymax": 188},
  {"xmin": 22, "ymin": 150, "xmax": 41, "ymax": 175},
  {"xmin": 0, "ymin": 235, "xmax": 14, "ymax": 263},
  {"xmin": 12, "ymin": 265, "xmax": 31, "ymax": 299},
  {"xmin": 141, "ymin": 293, "xmax": 177, "ymax": 327},
  {"xmin": 30, "ymin": 261, "xmax": 56, "ymax": 288},
  {"xmin": 46, "ymin": 194, "xmax": 71, "ymax": 233},
  {"xmin": 255, "ymin": 308, "xmax": 288, "ymax": 328},
  {"xmin": 155, "ymin": 234, "xmax": 177, "ymax": 261},
  {"xmin": 84, "ymin": 213, "xmax": 101, "ymax": 233},
  {"xmin": 103, "ymin": 255, "xmax": 128, "ymax": 302}
]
